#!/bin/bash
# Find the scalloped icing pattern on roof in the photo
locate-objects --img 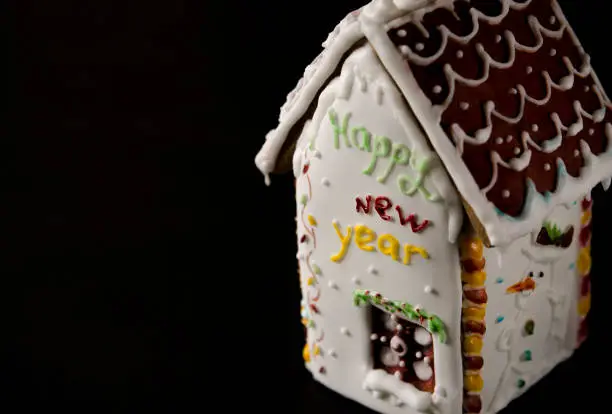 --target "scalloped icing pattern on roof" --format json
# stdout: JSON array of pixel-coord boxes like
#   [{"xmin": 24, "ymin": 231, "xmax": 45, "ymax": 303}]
[{"xmin": 386, "ymin": 0, "xmax": 612, "ymax": 222}]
